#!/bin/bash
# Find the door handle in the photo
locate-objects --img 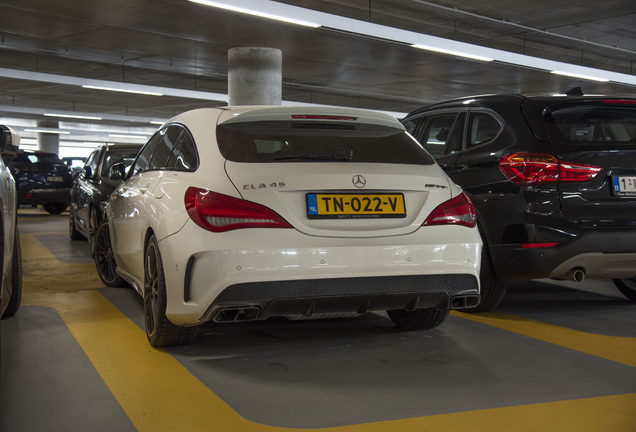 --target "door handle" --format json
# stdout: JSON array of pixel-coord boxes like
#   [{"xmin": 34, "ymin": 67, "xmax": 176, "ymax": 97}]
[{"xmin": 3, "ymin": 171, "xmax": 10, "ymax": 181}]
